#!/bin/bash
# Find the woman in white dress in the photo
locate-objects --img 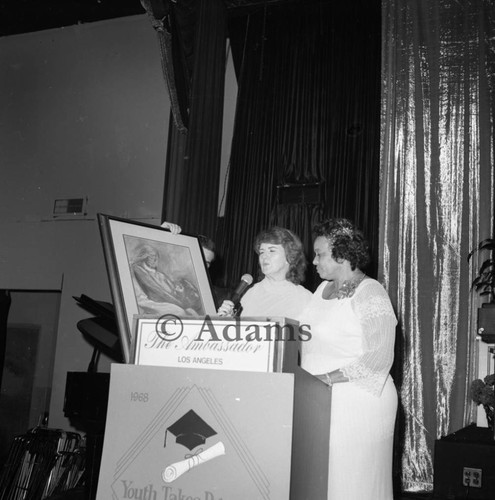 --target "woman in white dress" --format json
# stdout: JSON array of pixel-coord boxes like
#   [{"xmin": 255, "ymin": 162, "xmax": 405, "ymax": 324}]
[
  {"xmin": 300, "ymin": 218, "xmax": 397, "ymax": 500},
  {"xmin": 218, "ymin": 227, "xmax": 312, "ymax": 319}
]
